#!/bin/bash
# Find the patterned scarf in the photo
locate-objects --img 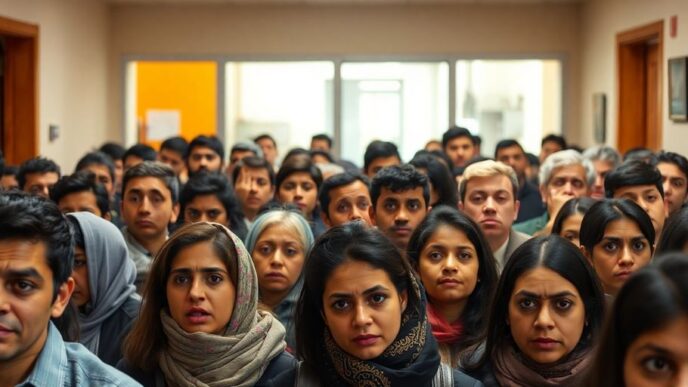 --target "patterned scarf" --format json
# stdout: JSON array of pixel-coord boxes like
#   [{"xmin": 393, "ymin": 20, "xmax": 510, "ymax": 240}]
[
  {"xmin": 158, "ymin": 224, "xmax": 287, "ymax": 387},
  {"xmin": 426, "ymin": 303, "xmax": 463, "ymax": 344},
  {"xmin": 320, "ymin": 273, "xmax": 441, "ymax": 387}
]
